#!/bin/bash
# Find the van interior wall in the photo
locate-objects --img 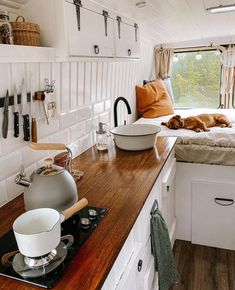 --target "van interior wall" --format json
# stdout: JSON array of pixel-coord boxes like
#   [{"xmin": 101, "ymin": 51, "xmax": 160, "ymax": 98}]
[{"xmin": 0, "ymin": 37, "xmax": 154, "ymax": 207}]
